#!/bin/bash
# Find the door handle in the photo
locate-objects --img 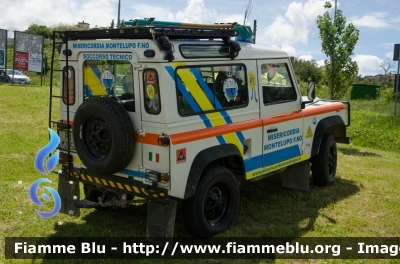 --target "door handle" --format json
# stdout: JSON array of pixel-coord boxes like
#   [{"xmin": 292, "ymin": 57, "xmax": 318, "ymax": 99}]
[{"xmin": 267, "ymin": 128, "xmax": 278, "ymax": 133}]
